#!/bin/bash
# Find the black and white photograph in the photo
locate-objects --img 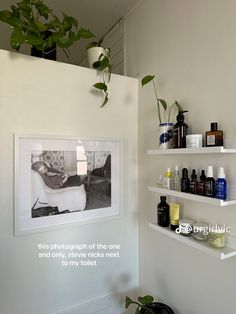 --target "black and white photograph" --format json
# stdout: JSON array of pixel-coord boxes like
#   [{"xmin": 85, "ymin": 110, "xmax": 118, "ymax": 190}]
[{"xmin": 15, "ymin": 135, "xmax": 120, "ymax": 235}]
